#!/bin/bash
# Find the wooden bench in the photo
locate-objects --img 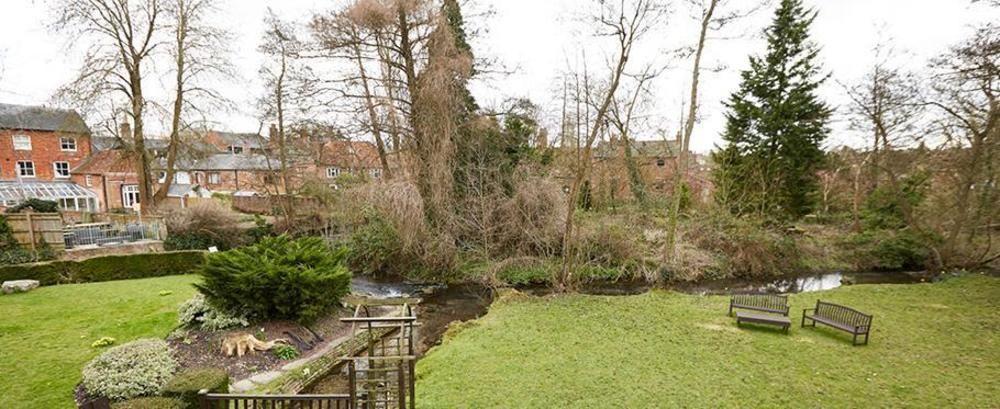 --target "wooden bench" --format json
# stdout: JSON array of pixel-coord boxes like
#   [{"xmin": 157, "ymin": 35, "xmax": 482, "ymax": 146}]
[
  {"xmin": 736, "ymin": 311, "xmax": 791, "ymax": 333},
  {"xmin": 729, "ymin": 294, "xmax": 789, "ymax": 317},
  {"xmin": 802, "ymin": 300, "xmax": 872, "ymax": 346}
]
